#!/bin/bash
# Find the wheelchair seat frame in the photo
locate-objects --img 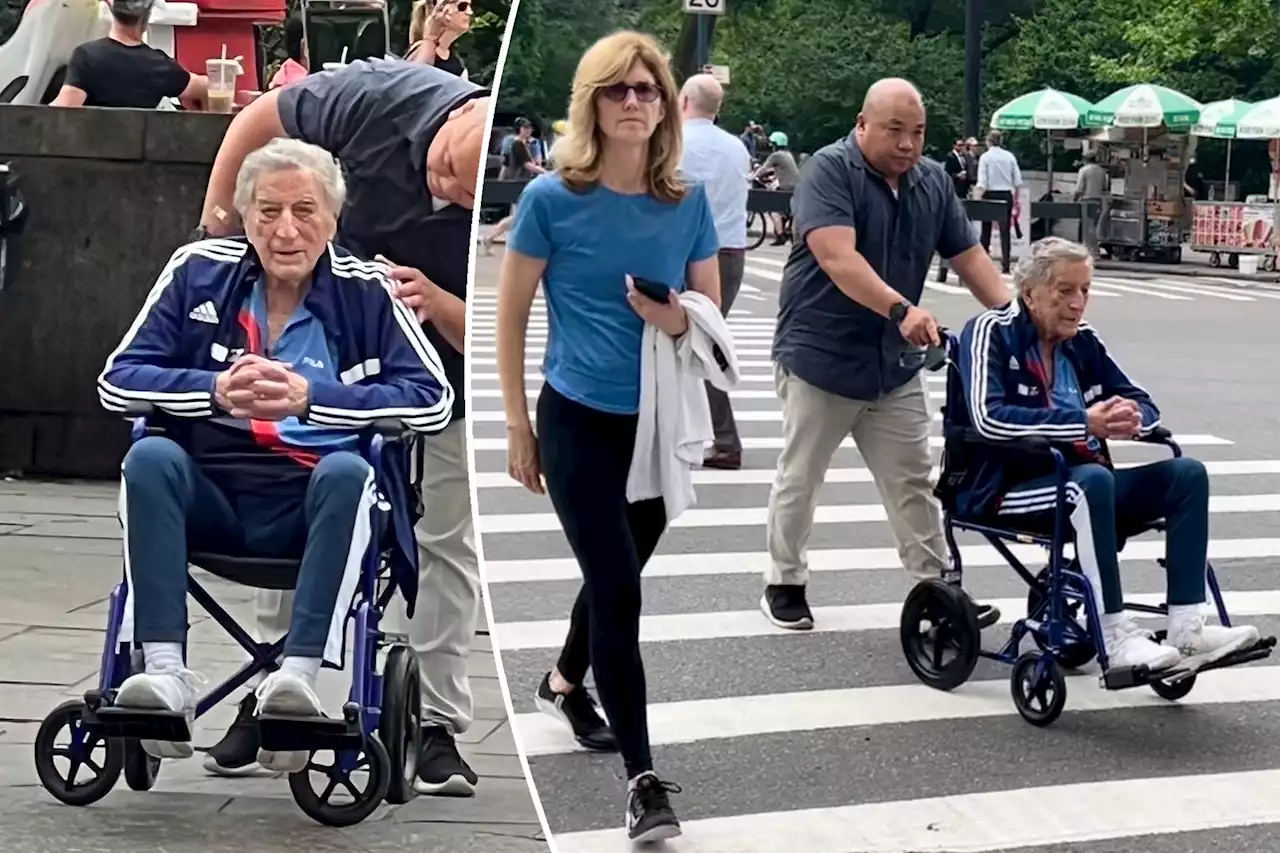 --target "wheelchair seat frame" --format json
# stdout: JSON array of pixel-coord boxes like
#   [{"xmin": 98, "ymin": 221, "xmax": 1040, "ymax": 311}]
[
  {"xmin": 33, "ymin": 402, "xmax": 426, "ymax": 826},
  {"xmin": 898, "ymin": 332, "xmax": 1276, "ymax": 727}
]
